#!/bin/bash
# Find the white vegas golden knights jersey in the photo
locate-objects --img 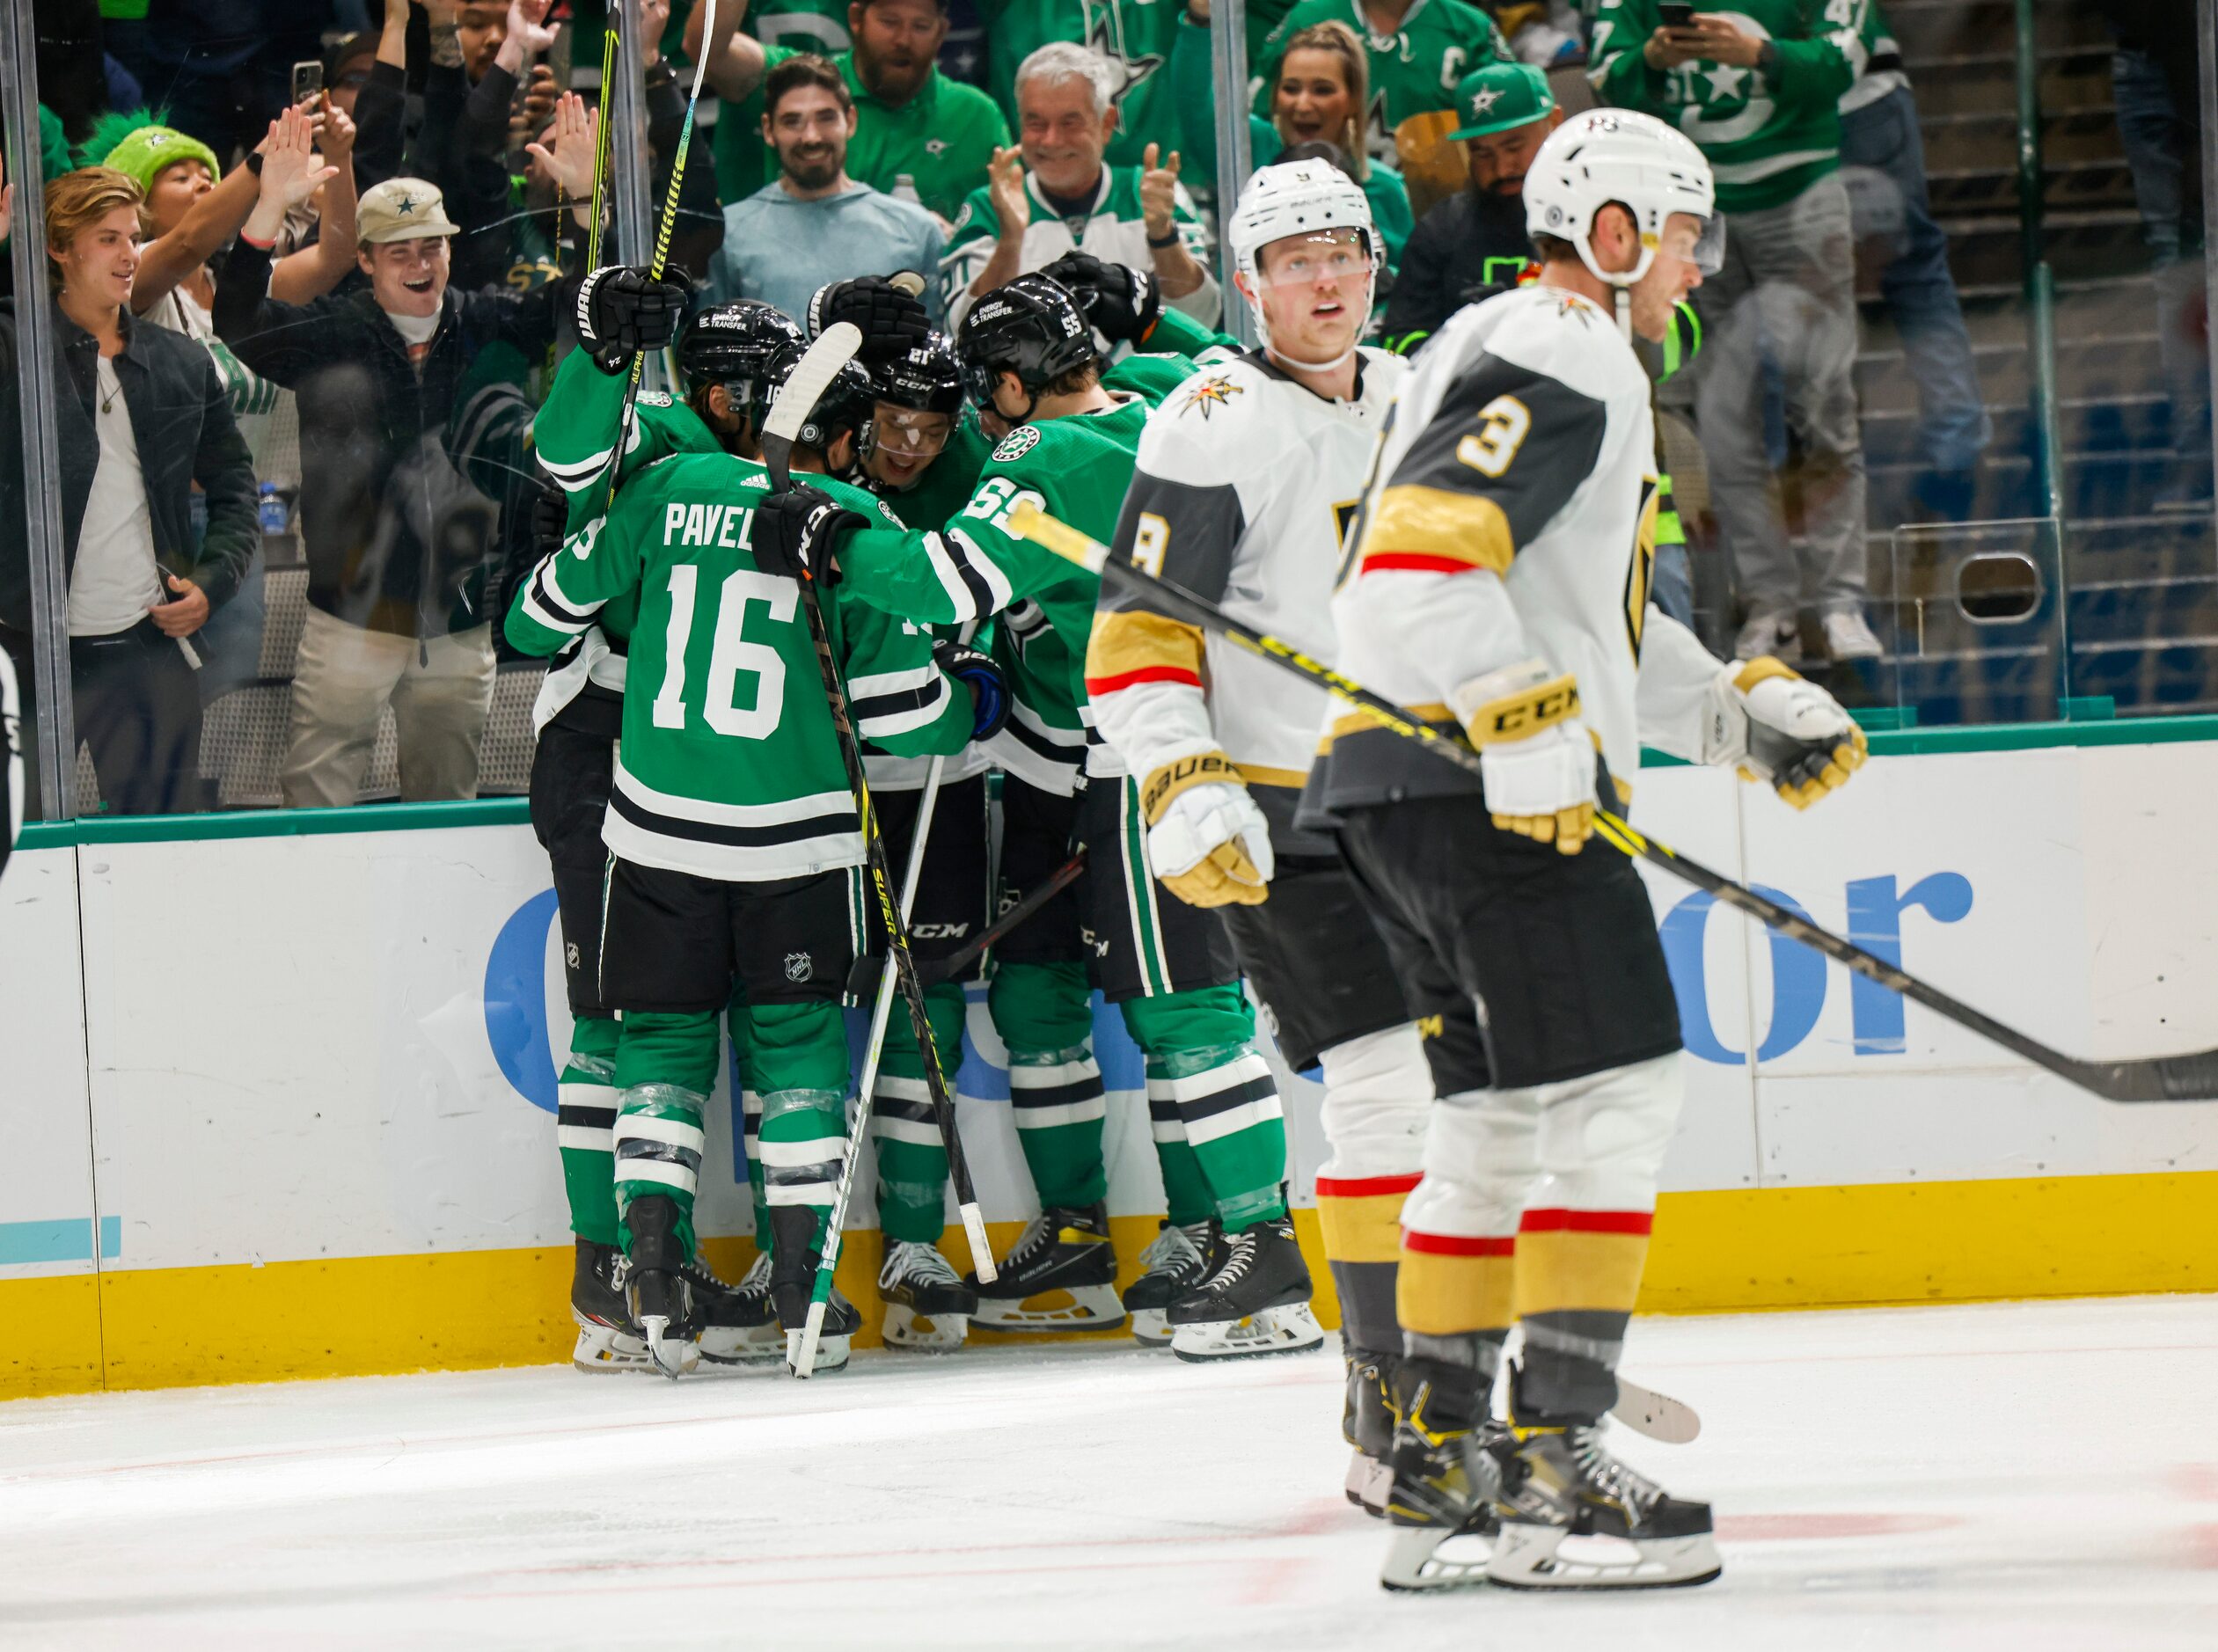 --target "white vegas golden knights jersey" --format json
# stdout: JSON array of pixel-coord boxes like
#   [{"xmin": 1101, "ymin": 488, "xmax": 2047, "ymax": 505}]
[
  {"xmin": 1086, "ymin": 347, "xmax": 1406, "ymax": 845},
  {"xmin": 1314, "ymin": 283, "xmax": 1726, "ymax": 813}
]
